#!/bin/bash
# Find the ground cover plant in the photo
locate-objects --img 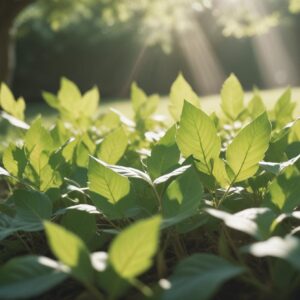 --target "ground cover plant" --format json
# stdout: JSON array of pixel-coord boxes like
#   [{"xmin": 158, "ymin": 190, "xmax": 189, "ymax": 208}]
[{"xmin": 0, "ymin": 74, "xmax": 300, "ymax": 300}]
